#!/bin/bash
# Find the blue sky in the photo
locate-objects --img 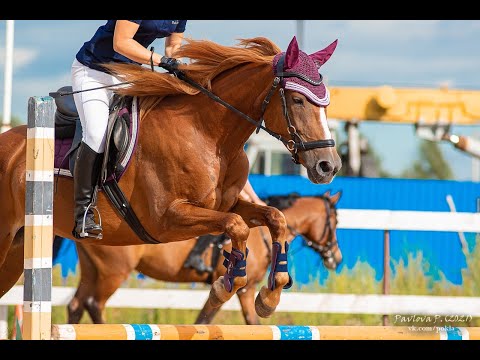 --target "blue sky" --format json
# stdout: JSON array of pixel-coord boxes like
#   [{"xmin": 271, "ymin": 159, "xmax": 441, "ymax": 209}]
[{"xmin": 1, "ymin": 20, "xmax": 480, "ymax": 179}]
